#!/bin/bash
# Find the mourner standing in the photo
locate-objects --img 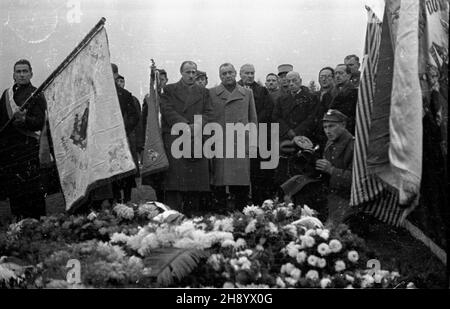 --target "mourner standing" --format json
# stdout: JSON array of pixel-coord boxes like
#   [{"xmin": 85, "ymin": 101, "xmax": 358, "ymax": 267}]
[
  {"xmin": 209, "ymin": 63, "xmax": 258, "ymax": 211},
  {"xmin": 159, "ymin": 61, "xmax": 213, "ymax": 215},
  {"xmin": 0, "ymin": 59, "xmax": 46, "ymax": 219}
]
